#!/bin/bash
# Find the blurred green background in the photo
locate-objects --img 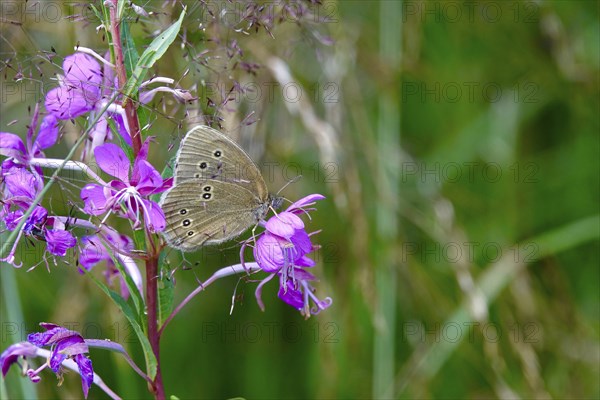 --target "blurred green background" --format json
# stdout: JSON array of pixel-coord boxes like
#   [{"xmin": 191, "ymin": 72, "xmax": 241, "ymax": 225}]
[{"xmin": 1, "ymin": 0, "xmax": 599, "ymax": 399}]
